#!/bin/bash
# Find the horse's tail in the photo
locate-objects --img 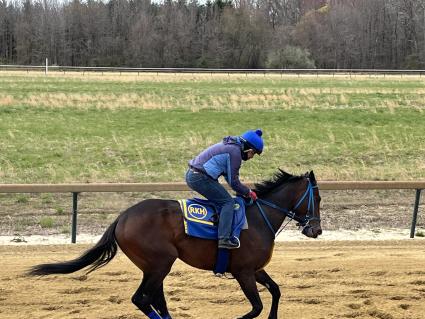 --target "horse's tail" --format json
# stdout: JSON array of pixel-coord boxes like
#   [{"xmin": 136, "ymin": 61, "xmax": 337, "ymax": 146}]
[{"xmin": 28, "ymin": 219, "xmax": 119, "ymax": 276}]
